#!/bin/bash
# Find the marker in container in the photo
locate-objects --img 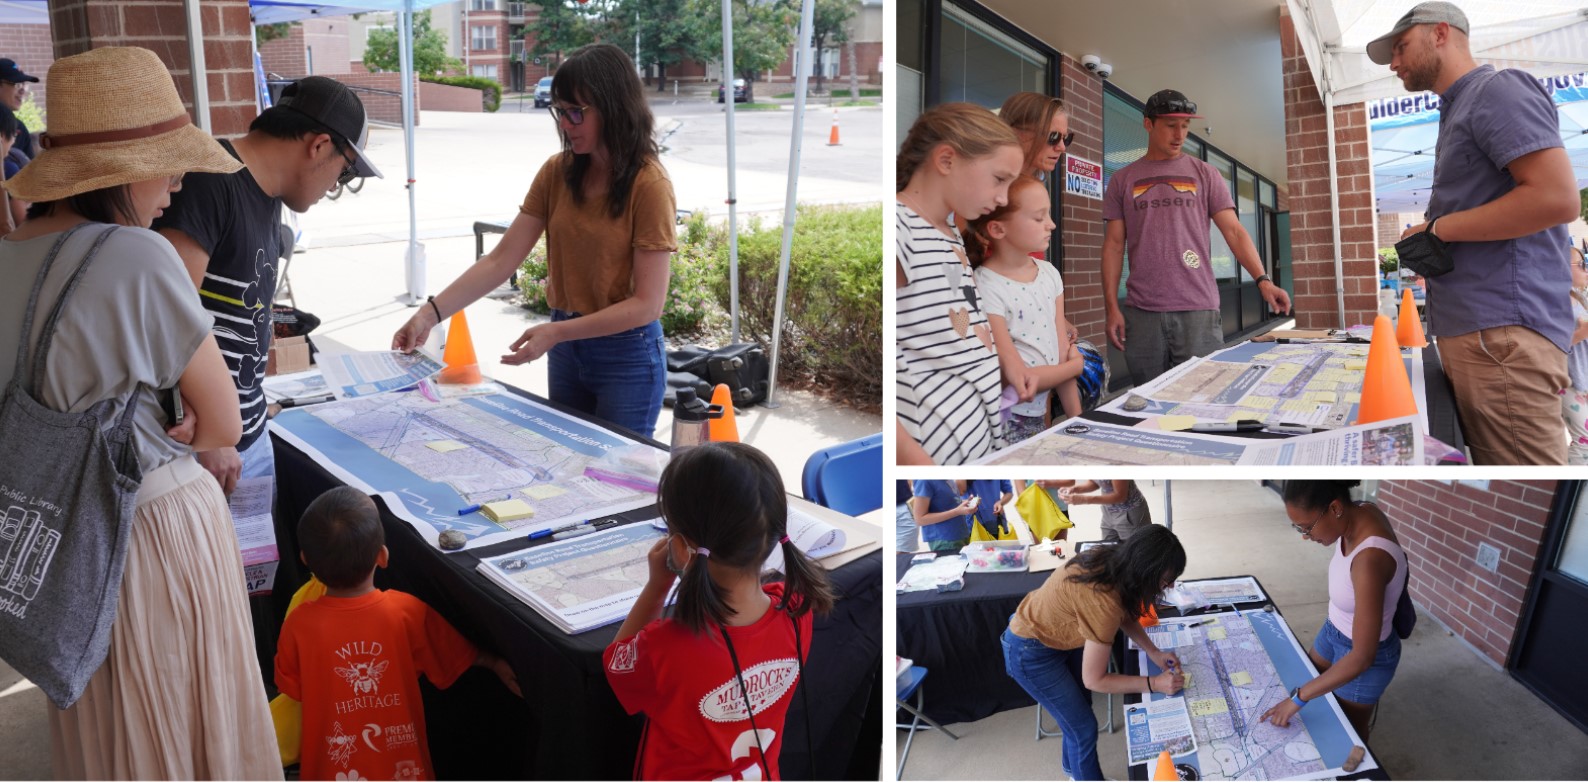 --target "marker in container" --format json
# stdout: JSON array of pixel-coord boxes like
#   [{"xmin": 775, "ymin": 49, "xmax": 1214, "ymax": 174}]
[{"xmin": 1189, "ymin": 419, "xmax": 1264, "ymax": 433}]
